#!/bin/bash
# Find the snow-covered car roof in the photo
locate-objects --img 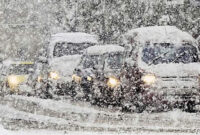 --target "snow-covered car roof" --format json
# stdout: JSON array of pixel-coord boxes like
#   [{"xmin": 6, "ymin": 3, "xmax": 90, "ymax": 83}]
[
  {"xmin": 124, "ymin": 26, "xmax": 196, "ymax": 46},
  {"xmin": 85, "ymin": 45, "xmax": 124, "ymax": 55},
  {"xmin": 50, "ymin": 32, "xmax": 98, "ymax": 44}
]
